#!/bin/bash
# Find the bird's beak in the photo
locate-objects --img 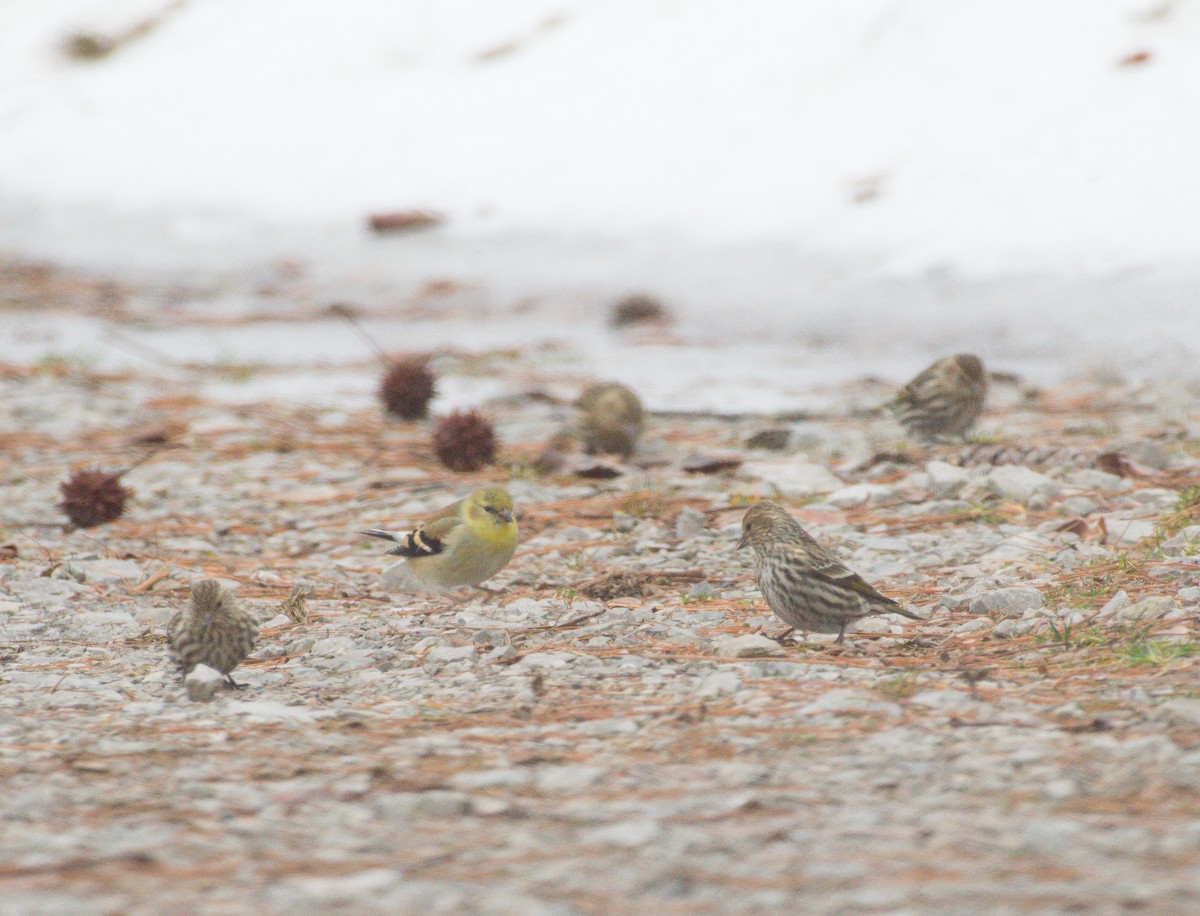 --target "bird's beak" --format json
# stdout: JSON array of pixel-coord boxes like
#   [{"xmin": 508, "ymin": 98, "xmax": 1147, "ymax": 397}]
[
  {"xmin": 498, "ymin": 510, "xmax": 514, "ymax": 524},
  {"xmin": 736, "ymin": 534, "xmax": 749, "ymax": 550}
]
